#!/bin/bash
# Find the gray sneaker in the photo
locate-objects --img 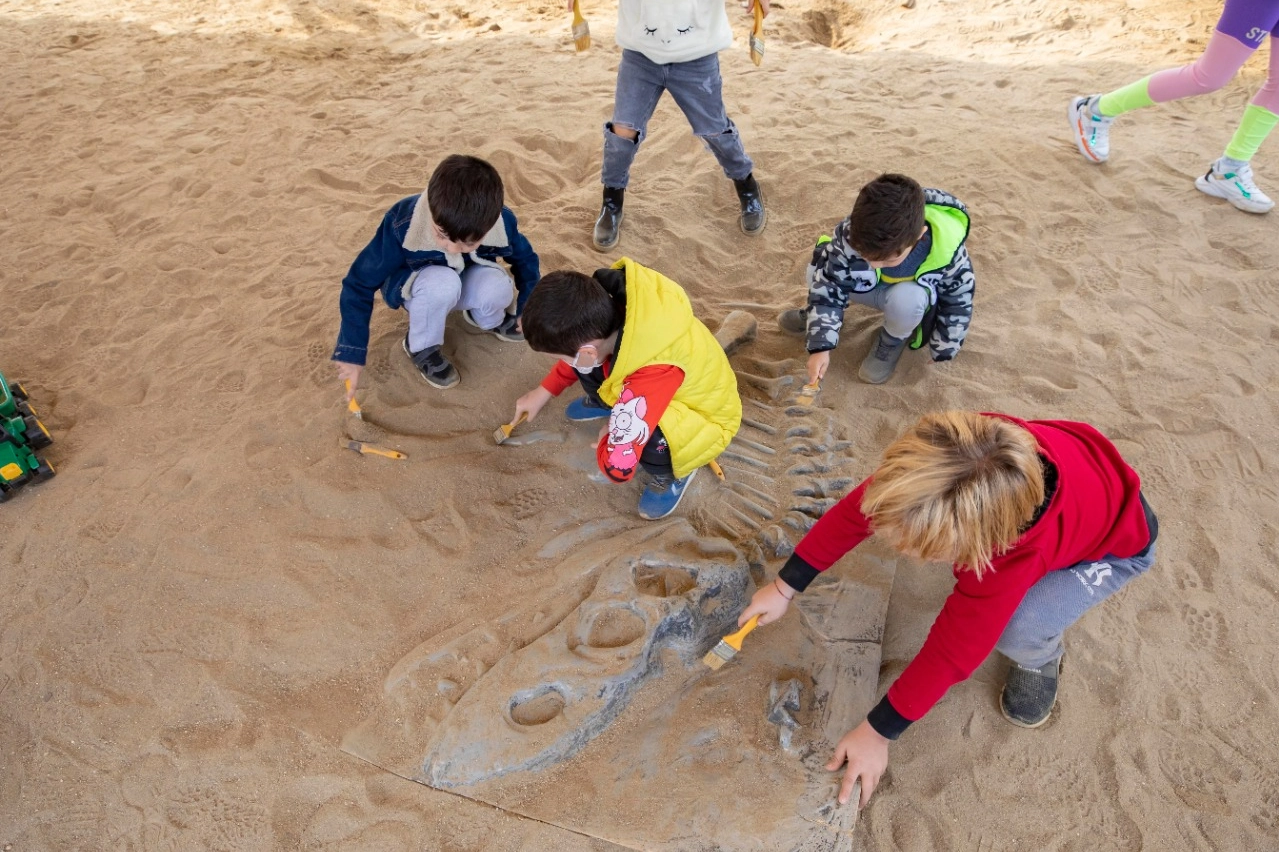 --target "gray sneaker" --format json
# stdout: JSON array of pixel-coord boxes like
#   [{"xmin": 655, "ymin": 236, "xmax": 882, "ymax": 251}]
[
  {"xmin": 464, "ymin": 310, "xmax": 525, "ymax": 342},
  {"xmin": 858, "ymin": 328, "xmax": 907, "ymax": 384},
  {"xmin": 1000, "ymin": 656, "xmax": 1062, "ymax": 729},
  {"xmin": 777, "ymin": 308, "xmax": 806, "ymax": 336},
  {"xmin": 403, "ymin": 336, "xmax": 460, "ymax": 389}
]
